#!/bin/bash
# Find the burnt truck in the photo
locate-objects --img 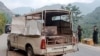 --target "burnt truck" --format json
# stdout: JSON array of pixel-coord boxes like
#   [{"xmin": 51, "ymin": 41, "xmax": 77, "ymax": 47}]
[{"xmin": 7, "ymin": 10, "xmax": 78, "ymax": 56}]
